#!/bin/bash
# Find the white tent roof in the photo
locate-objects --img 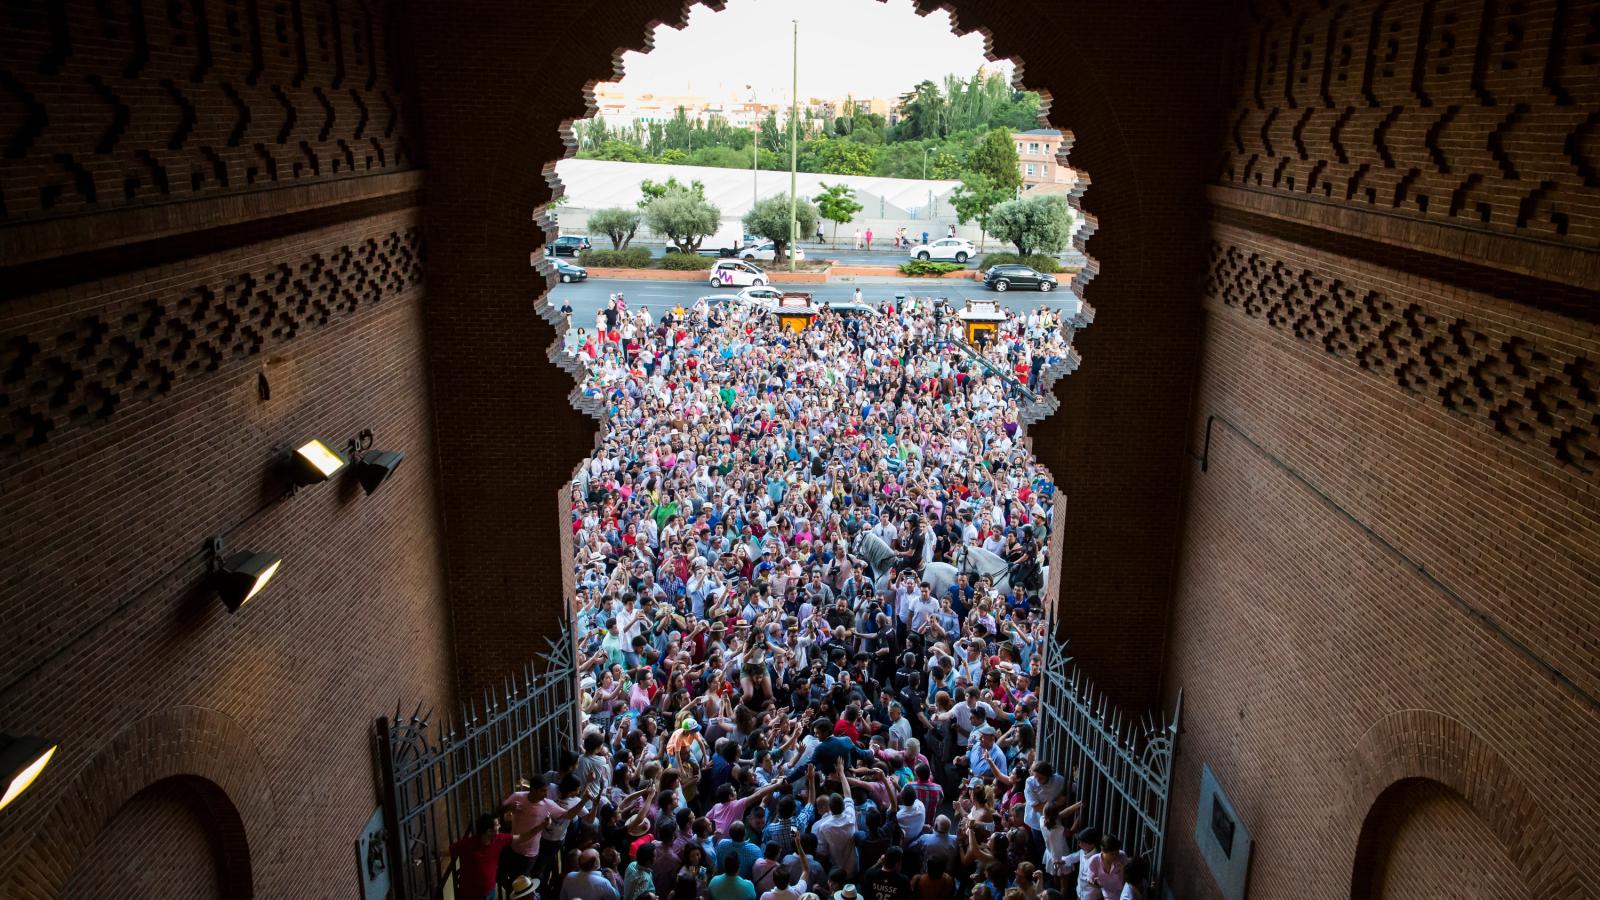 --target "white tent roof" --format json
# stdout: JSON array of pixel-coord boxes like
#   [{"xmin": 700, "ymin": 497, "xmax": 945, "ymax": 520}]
[{"xmin": 553, "ymin": 158, "xmax": 960, "ymax": 218}]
